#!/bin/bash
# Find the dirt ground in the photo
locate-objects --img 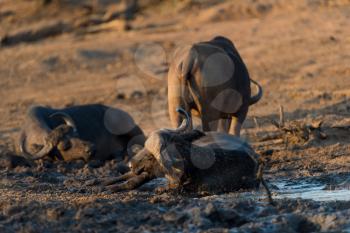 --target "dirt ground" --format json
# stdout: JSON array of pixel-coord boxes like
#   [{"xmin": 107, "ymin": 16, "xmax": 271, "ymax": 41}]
[{"xmin": 1, "ymin": 0, "xmax": 350, "ymax": 232}]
